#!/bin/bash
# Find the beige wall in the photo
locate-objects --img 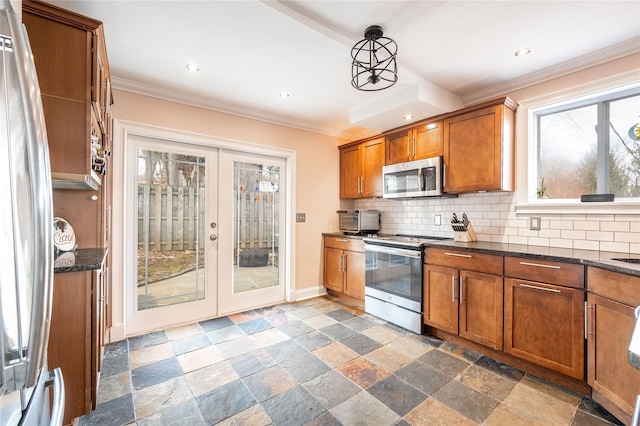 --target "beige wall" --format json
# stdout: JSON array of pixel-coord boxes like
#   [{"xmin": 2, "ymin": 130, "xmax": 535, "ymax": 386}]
[{"xmin": 111, "ymin": 90, "xmax": 347, "ymax": 296}]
